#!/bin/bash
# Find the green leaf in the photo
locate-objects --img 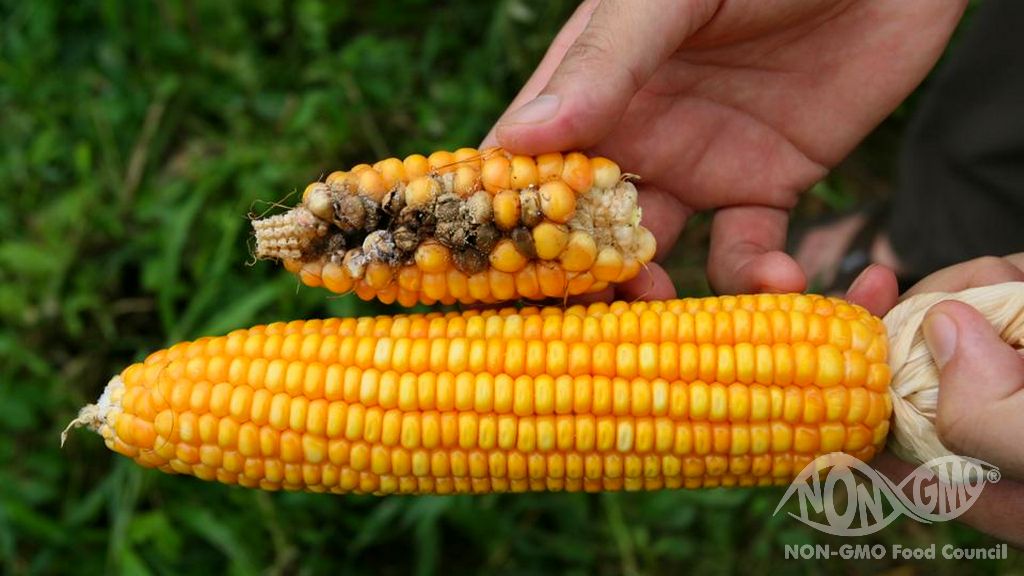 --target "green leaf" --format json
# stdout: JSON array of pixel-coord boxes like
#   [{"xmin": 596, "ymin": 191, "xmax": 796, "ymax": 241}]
[
  {"xmin": 175, "ymin": 507, "xmax": 260, "ymax": 575},
  {"xmin": 0, "ymin": 241, "xmax": 63, "ymax": 277}
]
